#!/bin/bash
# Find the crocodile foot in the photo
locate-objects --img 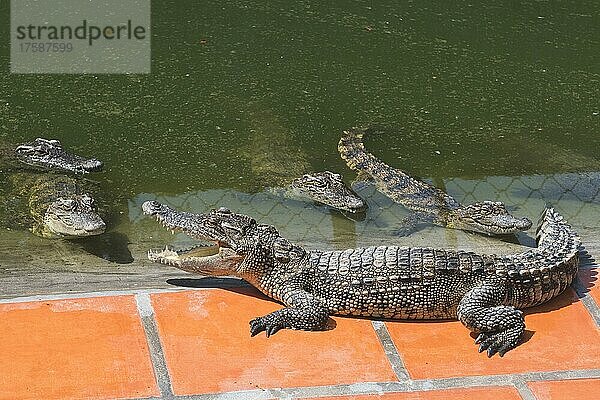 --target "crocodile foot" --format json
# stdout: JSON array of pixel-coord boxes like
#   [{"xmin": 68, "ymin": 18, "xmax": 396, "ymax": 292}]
[
  {"xmin": 249, "ymin": 316, "xmax": 284, "ymax": 337},
  {"xmin": 474, "ymin": 325, "xmax": 523, "ymax": 357}
]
